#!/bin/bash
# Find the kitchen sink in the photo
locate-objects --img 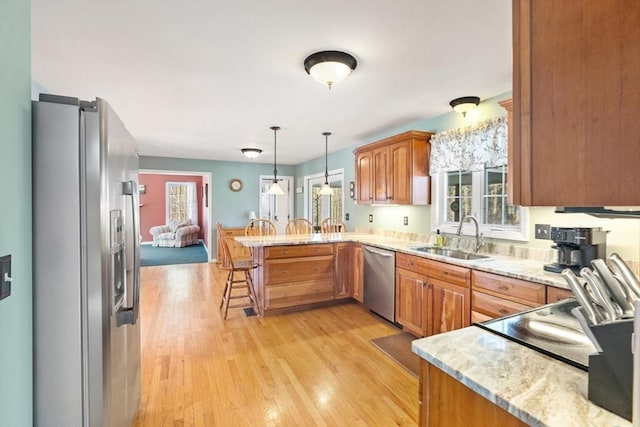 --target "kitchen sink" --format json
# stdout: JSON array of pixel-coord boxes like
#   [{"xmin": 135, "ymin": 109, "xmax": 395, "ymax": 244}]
[{"xmin": 412, "ymin": 246, "xmax": 491, "ymax": 260}]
